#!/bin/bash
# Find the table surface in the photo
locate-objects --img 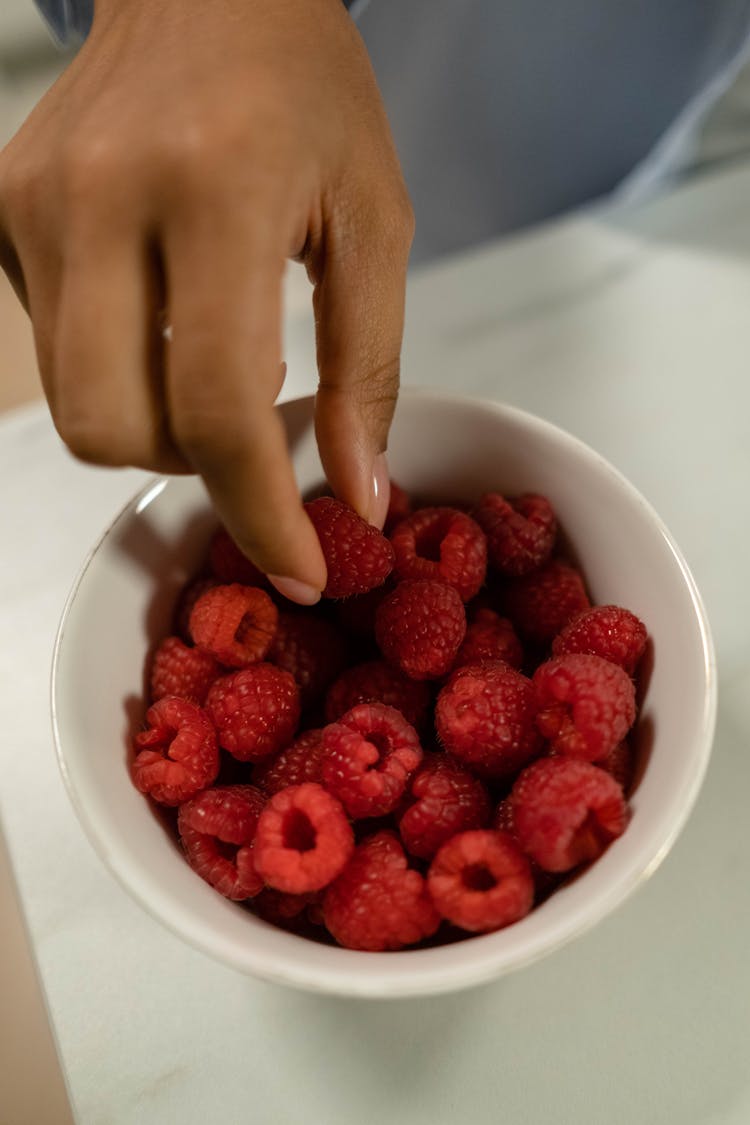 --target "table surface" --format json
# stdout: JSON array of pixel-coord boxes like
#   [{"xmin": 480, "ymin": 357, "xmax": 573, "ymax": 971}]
[{"xmin": 2, "ymin": 159, "xmax": 750, "ymax": 1125}]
